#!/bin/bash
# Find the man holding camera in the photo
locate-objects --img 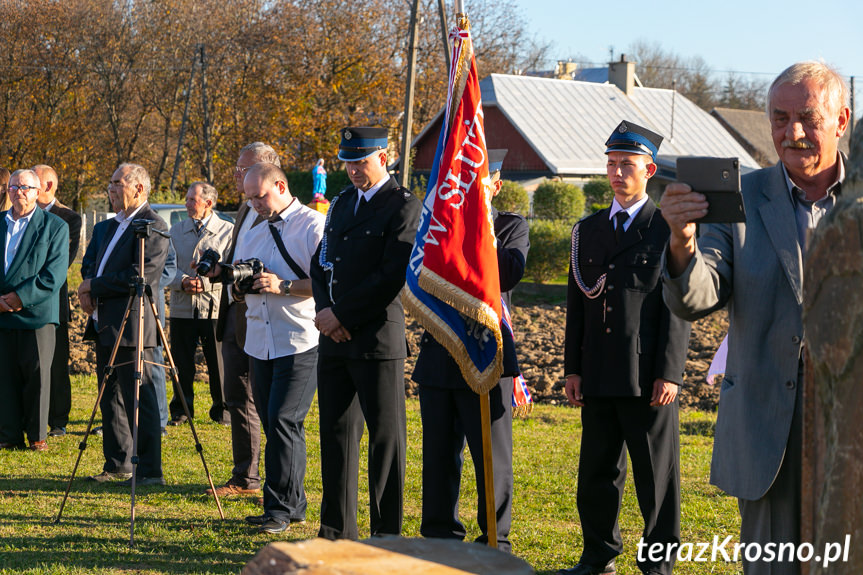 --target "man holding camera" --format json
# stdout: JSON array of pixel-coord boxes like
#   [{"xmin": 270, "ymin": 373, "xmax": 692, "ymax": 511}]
[
  {"xmin": 0, "ymin": 169, "xmax": 69, "ymax": 451},
  {"xmin": 78, "ymin": 163, "xmax": 169, "ymax": 485},
  {"xmin": 207, "ymin": 163, "xmax": 324, "ymax": 533},
  {"xmin": 661, "ymin": 62, "xmax": 850, "ymax": 575},
  {"xmin": 167, "ymin": 182, "xmax": 232, "ymax": 426},
  {"xmin": 311, "ymin": 126, "xmax": 421, "ymax": 540}
]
